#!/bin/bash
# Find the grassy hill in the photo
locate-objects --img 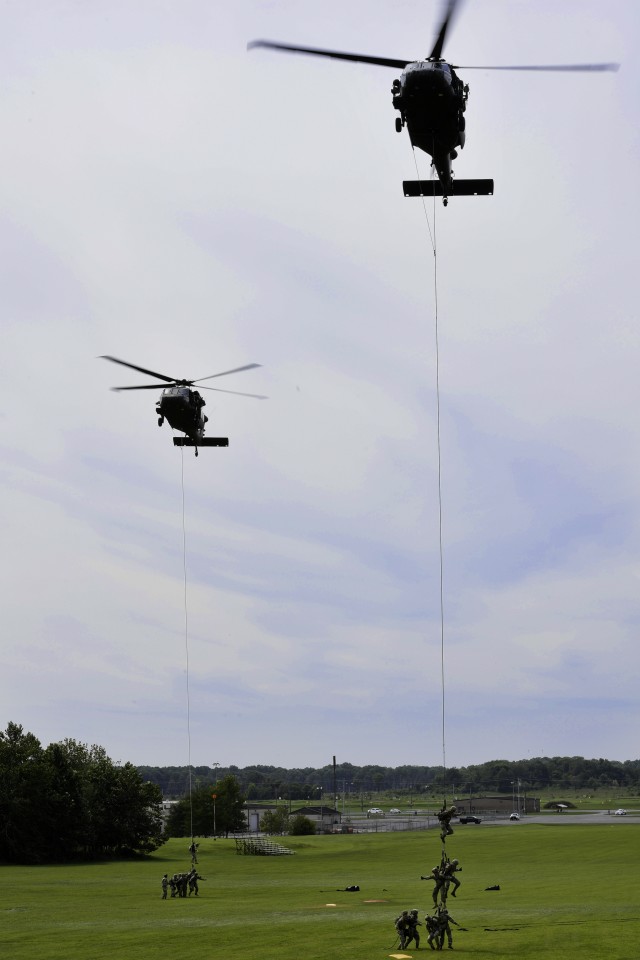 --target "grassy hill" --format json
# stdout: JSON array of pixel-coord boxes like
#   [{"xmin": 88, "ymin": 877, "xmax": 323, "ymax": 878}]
[{"xmin": 1, "ymin": 822, "xmax": 638, "ymax": 960}]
